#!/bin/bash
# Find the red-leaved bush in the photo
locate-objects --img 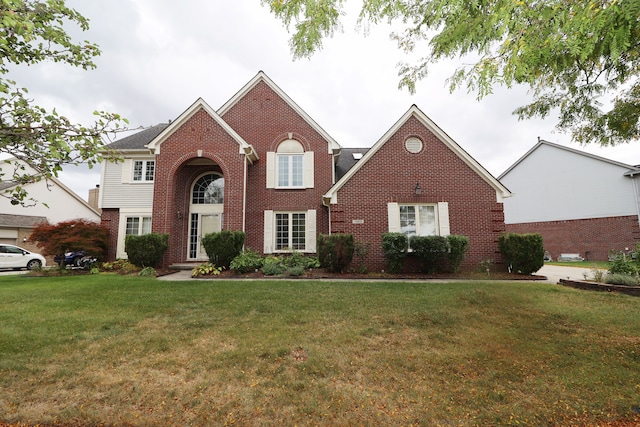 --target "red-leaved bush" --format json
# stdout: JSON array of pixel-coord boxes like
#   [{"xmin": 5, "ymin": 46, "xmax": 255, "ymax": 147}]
[{"xmin": 29, "ymin": 219, "xmax": 109, "ymax": 259}]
